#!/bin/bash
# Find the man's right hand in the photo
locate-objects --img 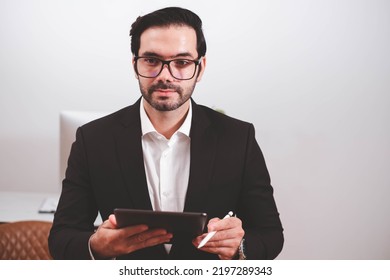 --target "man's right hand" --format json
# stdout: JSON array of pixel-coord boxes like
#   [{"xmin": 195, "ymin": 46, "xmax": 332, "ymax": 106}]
[{"xmin": 89, "ymin": 214, "xmax": 172, "ymax": 259}]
